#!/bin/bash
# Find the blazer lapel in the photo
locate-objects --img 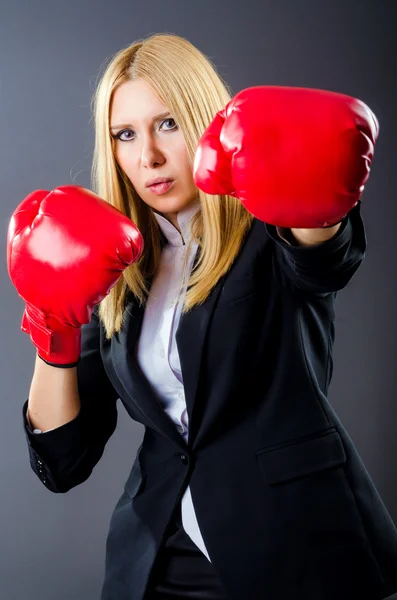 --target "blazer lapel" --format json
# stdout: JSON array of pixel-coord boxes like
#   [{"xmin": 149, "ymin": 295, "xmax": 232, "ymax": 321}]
[
  {"xmin": 111, "ymin": 292, "xmax": 187, "ymax": 449},
  {"xmin": 110, "ymin": 246, "xmax": 225, "ymax": 450},
  {"xmin": 176, "ymin": 277, "xmax": 224, "ymax": 449}
]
